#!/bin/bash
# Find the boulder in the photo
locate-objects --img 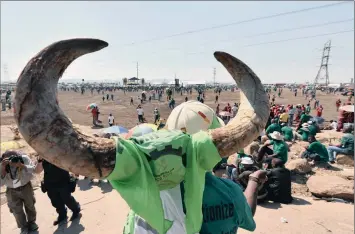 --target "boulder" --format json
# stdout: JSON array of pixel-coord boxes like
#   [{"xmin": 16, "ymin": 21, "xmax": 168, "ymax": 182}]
[
  {"xmin": 339, "ymin": 170, "xmax": 354, "ymax": 180},
  {"xmin": 336, "ymin": 154, "xmax": 354, "ymax": 166},
  {"xmin": 307, "ymin": 175, "xmax": 354, "ymax": 201},
  {"xmin": 286, "ymin": 159, "xmax": 312, "ymax": 174}
]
